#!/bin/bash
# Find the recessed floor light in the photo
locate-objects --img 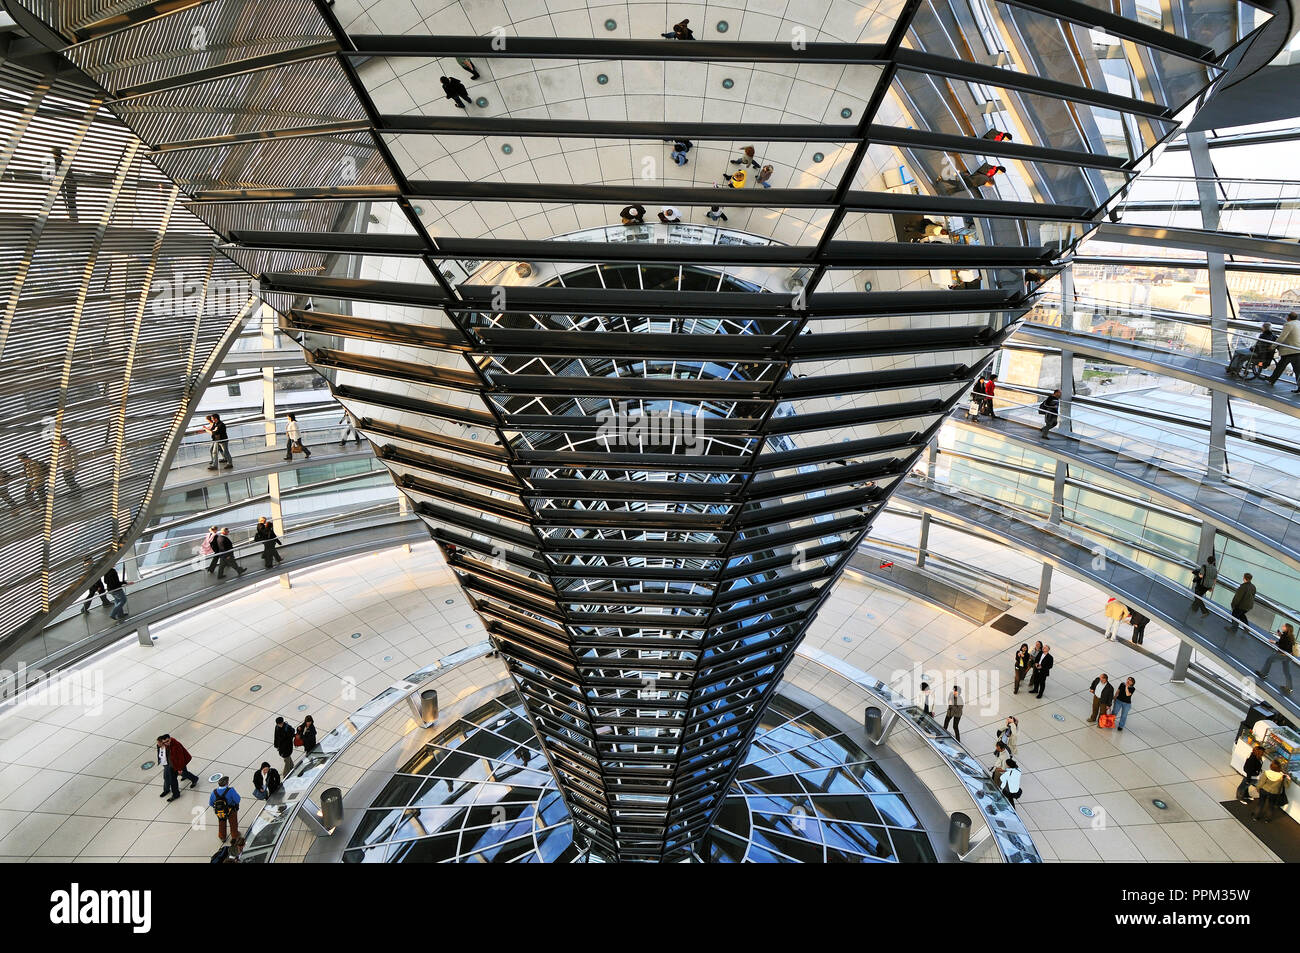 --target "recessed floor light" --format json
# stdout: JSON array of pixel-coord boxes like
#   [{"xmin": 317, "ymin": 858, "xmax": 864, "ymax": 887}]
[
  {"xmin": 841, "ymin": 107, "xmax": 853, "ymax": 118},
  {"xmin": 141, "ymin": 761, "xmax": 154, "ymax": 770},
  {"xmin": 475, "ymin": 96, "xmax": 488, "ymax": 107},
  {"xmin": 812, "ymin": 152, "xmax": 824, "ymax": 162},
  {"xmin": 604, "ymin": 18, "xmax": 616, "ymax": 30},
  {"xmin": 351, "ymin": 632, "xmax": 361, "ymax": 639},
  {"xmin": 716, "ymin": 21, "xmax": 729, "ymax": 32},
  {"xmin": 250, "ymin": 684, "xmax": 262, "ymax": 692},
  {"xmin": 1052, "ymin": 713, "xmax": 1065, "ymax": 722},
  {"xmin": 209, "ymin": 773, "xmax": 223, "ymax": 783},
  {"xmin": 596, "ymin": 73, "xmax": 609, "ymax": 85},
  {"xmin": 722, "ymin": 78, "xmax": 734, "ymax": 89},
  {"xmin": 501, "ymin": 144, "xmax": 513, "ymax": 154},
  {"xmin": 298, "ymin": 704, "xmax": 308, "ymax": 711},
  {"xmin": 1152, "ymin": 798, "xmax": 1168, "ymax": 810},
  {"xmin": 1079, "ymin": 806, "xmax": 1095, "ymax": 817}
]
